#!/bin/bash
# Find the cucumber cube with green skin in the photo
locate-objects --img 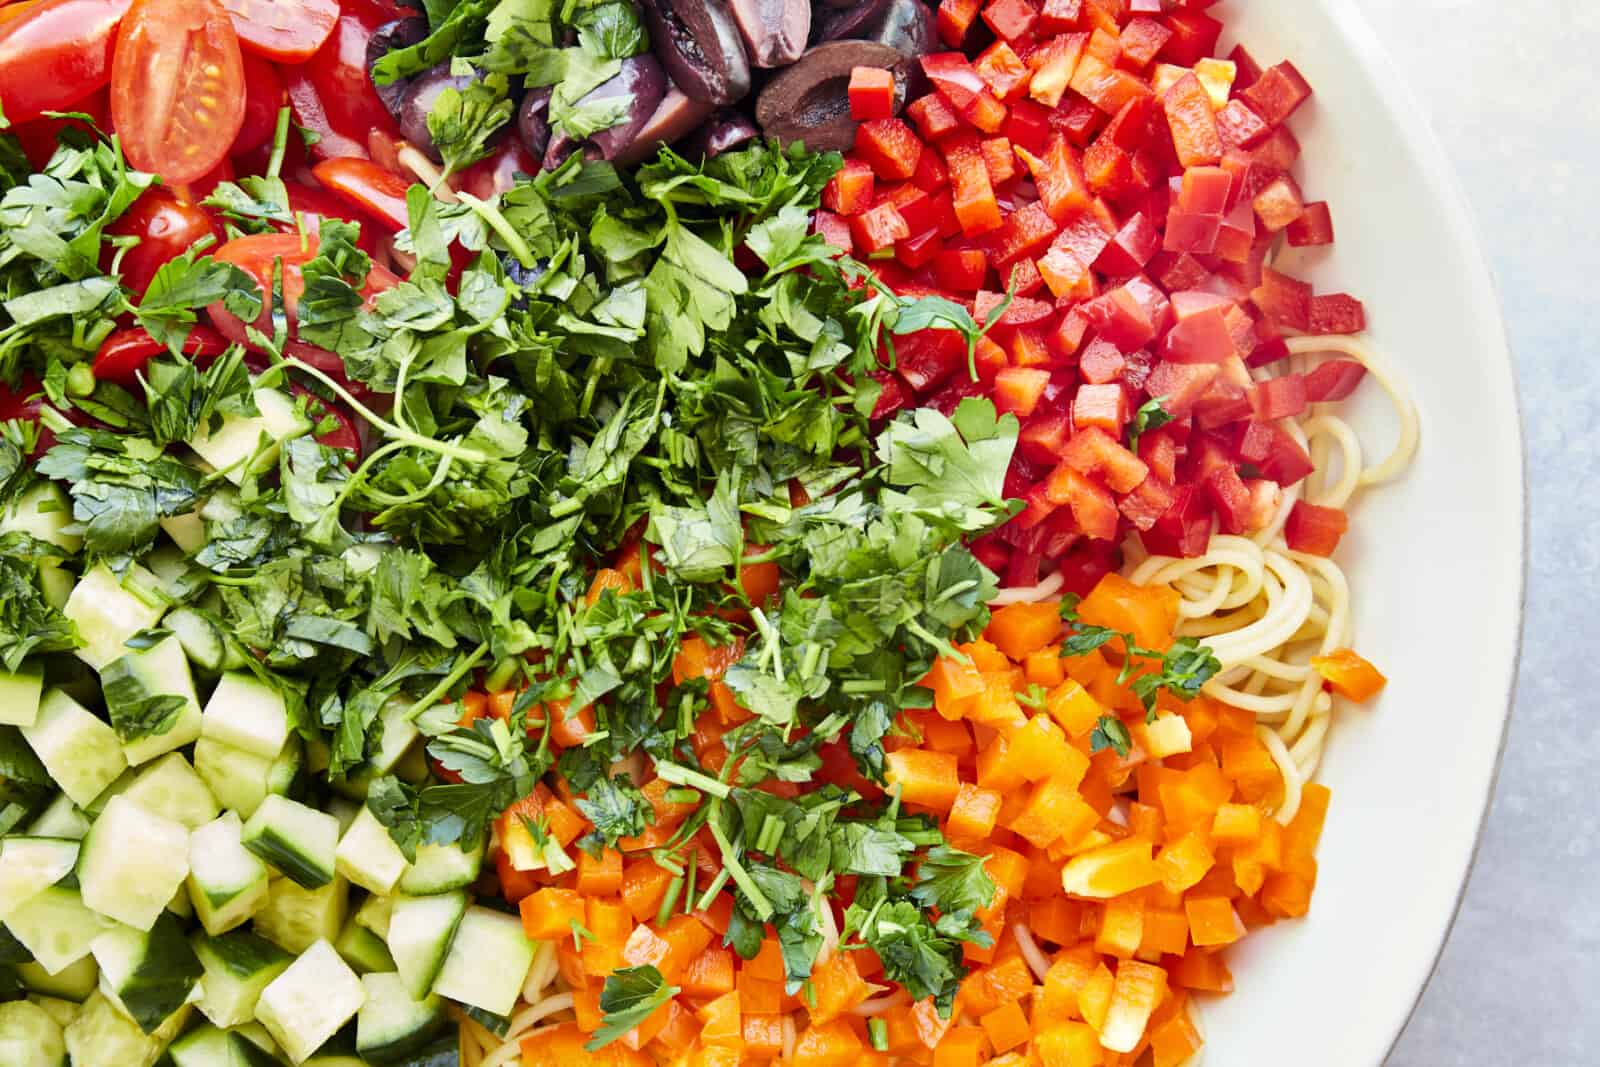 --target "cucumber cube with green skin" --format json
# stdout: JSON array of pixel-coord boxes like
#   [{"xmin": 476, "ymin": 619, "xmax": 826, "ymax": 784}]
[
  {"xmin": 1, "ymin": 482, "xmax": 80, "ymax": 554},
  {"xmin": 396, "ymin": 839, "xmax": 483, "ymax": 895},
  {"xmin": 102, "ymin": 636, "xmax": 203, "ymax": 766},
  {"xmin": 0, "ymin": 837, "xmax": 79, "ymax": 924},
  {"xmin": 168, "ymin": 1024, "xmax": 284, "ymax": 1067},
  {"xmin": 0, "ymin": 666, "xmax": 44, "ymax": 728},
  {"xmin": 90, "ymin": 913, "xmax": 203, "ymax": 1034},
  {"xmin": 386, "ymin": 892, "xmax": 465, "ymax": 1002},
  {"xmin": 158, "ymin": 509, "xmax": 207, "ymax": 554},
  {"xmin": 242, "ymin": 795, "xmax": 339, "ymax": 890},
  {"xmin": 335, "ymin": 805, "xmax": 410, "ymax": 896},
  {"xmin": 190, "ymin": 929, "xmax": 292, "ymax": 1028},
  {"xmin": 64, "ymin": 992, "xmax": 190, "ymax": 1067},
  {"xmin": 122, "ymin": 752, "xmax": 219, "ymax": 829},
  {"xmin": 187, "ymin": 812, "xmax": 270, "ymax": 937},
  {"xmin": 334, "ymin": 919, "xmax": 395, "ymax": 975},
  {"xmin": 252, "ymin": 877, "xmax": 348, "ymax": 956},
  {"xmin": 201, "ymin": 672, "xmax": 290, "ymax": 760},
  {"xmin": 78, "ymin": 794, "xmax": 191, "ymax": 932},
  {"xmin": 255, "ymin": 939, "xmax": 366, "ymax": 1065},
  {"xmin": 430, "ymin": 907, "xmax": 536, "ymax": 1017},
  {"xmin": 357, "ymin": 971, "xmax": 446, "ymax": 1065},
  {"xmin": 17, "ymin": 954, "xmax": 99, "ymax": 1001},
  {"xmin": 27, "ymin": 793, "xmax": 91, "ymax": 841},
  {"xmin": 0, "ymin": 999, "xmax": 67, "ymax": 1067},
  {"xmin": 63, "ymin": 564, "xmax": 166, "ymax": 671},
  {"xmin": 353, "ymin": 892, "xmax": 392, "ymax": 942},
  {"xmin": 21, "ymin": 689, "xmax": 128, "ymax": 808},
  {"xmin": 190, "ymin": 388, "xmax": 312, "ymax": 486},
  {"xmin": 3, "ymin": 885, "xmax": 115, "ymax": 975}
]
